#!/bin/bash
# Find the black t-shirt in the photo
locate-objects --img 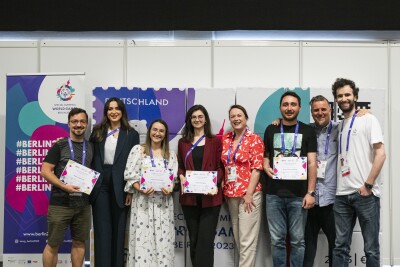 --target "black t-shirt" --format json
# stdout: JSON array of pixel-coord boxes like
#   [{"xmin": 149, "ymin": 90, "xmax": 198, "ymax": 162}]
[
  {"xmin": 263, "ymin": 121, "xmax": 317, "ymax": 197},
  {"xmin": 43, "ymin": 138, "xmax": 94, "ymax": 207},
  {"xmin": 192, "ymin": 145, "xmax": 204, "ymax": 171}
]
